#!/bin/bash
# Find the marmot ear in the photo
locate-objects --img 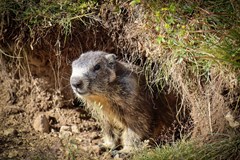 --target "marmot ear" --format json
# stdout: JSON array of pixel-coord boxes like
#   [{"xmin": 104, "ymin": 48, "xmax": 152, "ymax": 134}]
[{"xmin": 105, "ymin": 54, "xmax": 117, "ymax": 68}]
